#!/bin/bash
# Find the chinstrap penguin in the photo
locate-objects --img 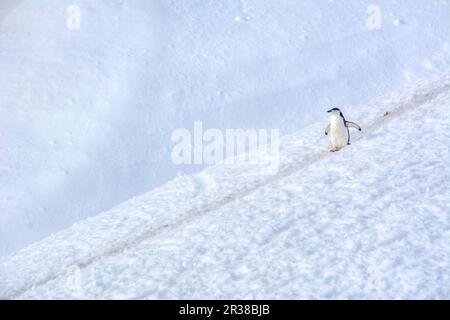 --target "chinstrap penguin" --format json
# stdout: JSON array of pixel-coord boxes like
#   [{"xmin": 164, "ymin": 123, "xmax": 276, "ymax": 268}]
[{"xmin": 325, "ymin": 108, "xmax": 361, "ymax": 152}]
